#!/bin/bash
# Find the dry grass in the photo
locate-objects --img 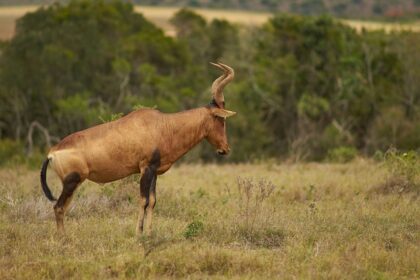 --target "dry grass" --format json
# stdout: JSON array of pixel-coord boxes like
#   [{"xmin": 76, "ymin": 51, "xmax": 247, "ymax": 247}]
[
  {"xmin": 0, "ymin": 6, "xmax": 38, "ymax": 40},
  {"xmin": 0, "ymin": 160, "xmax": 419, "ymax": 279},
  {"xmin": 0, "ymin": 5, "xmax": 419, "ymax": 39},
  {"xmin": 342, "ymin": 19, "xmax": 420, "ymax": 33}
]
